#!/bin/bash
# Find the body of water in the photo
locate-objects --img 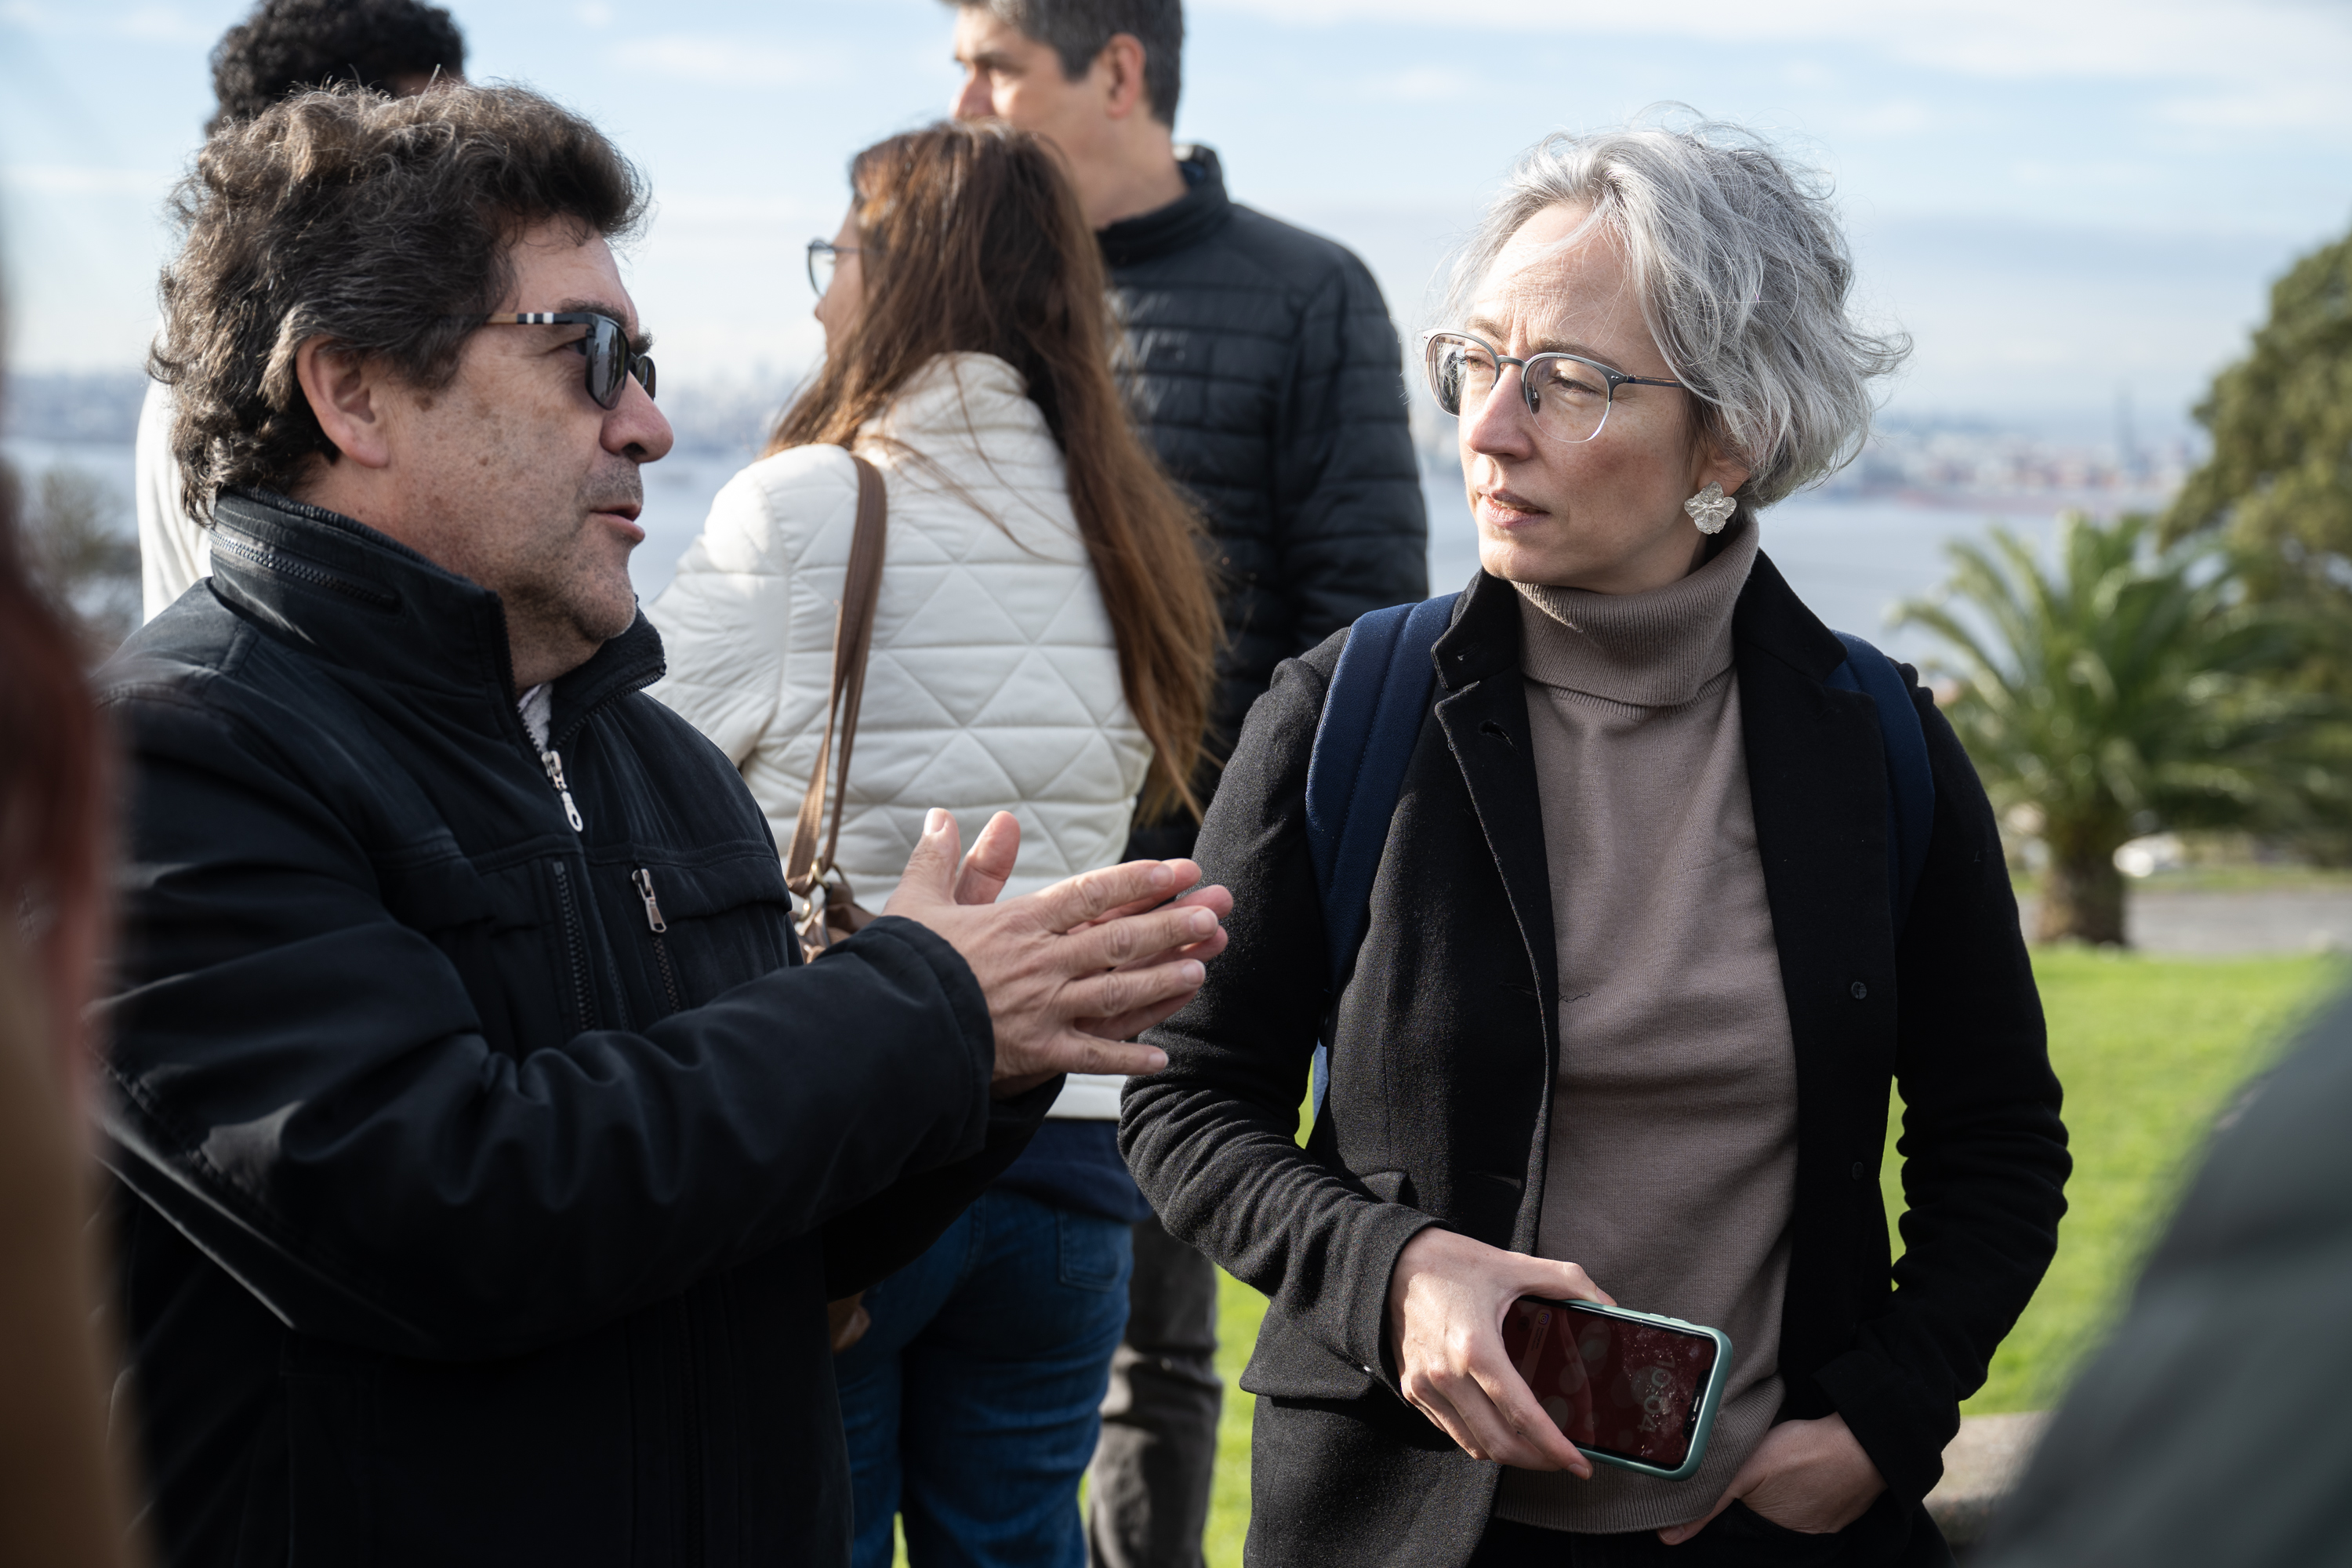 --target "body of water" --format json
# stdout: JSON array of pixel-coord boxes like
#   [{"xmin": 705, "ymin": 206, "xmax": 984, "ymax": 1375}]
[{"xmin": 6, "ymin": 435, "xmax": 2165, "ymax": 676}]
